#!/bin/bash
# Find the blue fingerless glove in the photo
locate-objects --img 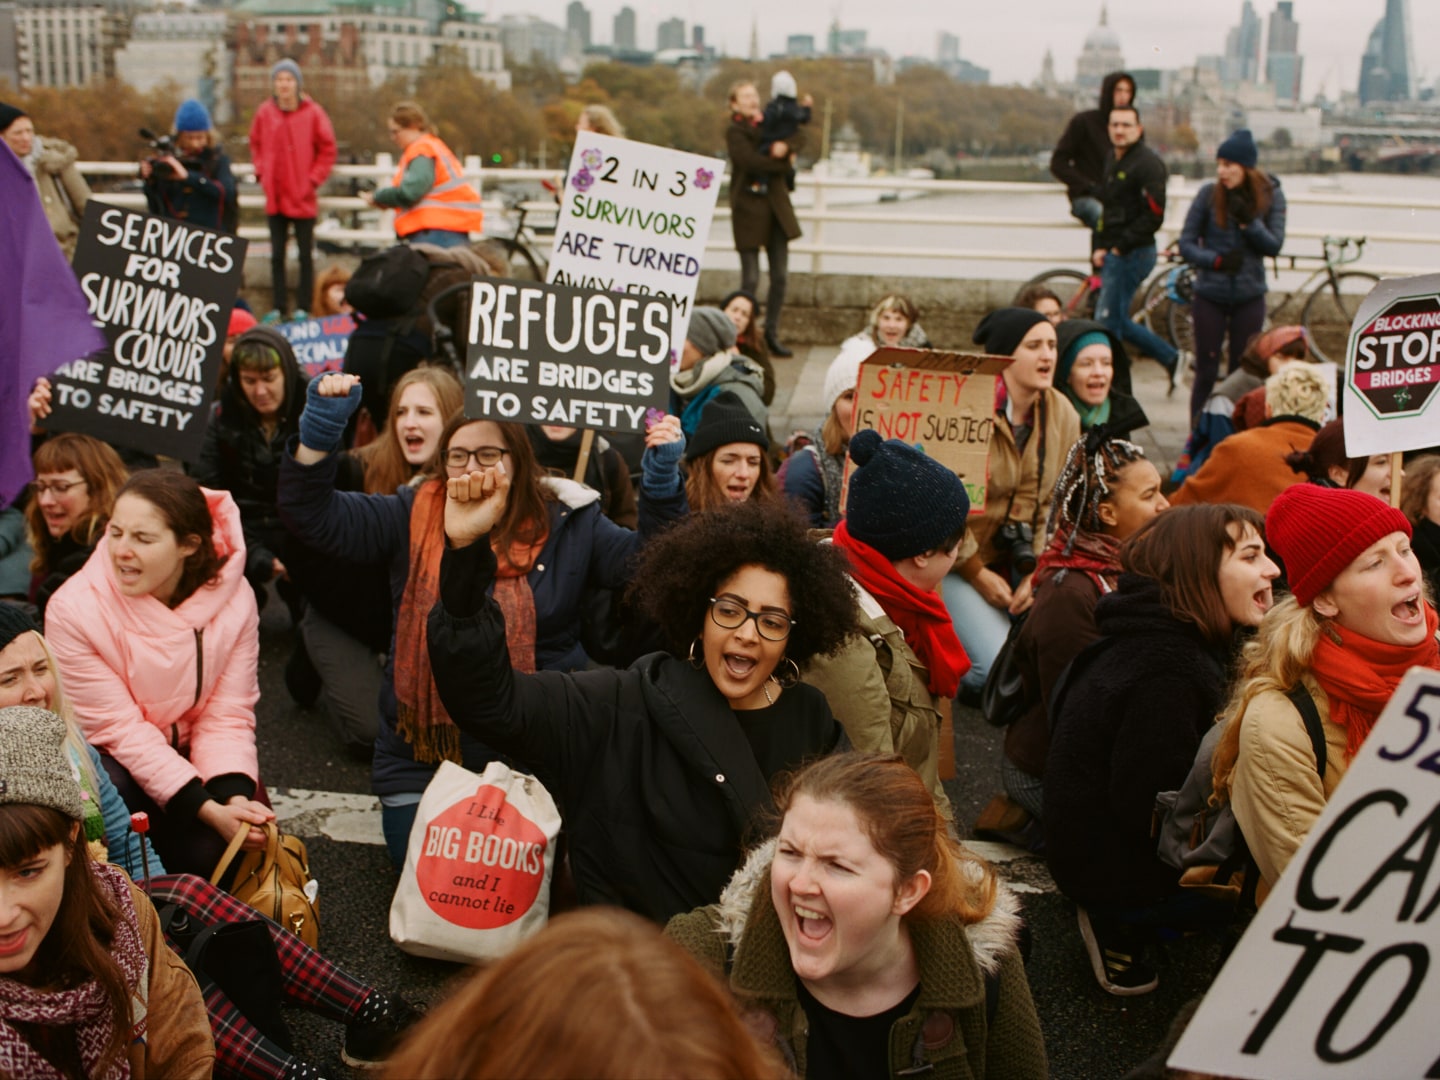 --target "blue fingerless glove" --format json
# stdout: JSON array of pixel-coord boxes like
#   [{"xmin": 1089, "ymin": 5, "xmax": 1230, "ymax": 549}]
[
  {"xmin": 641, "ymin": 433, "xmax": 685, "ymax": 499},
  {"xmin": 298, "ymin": 375, "xmax": 362, "ymax": 452}
]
